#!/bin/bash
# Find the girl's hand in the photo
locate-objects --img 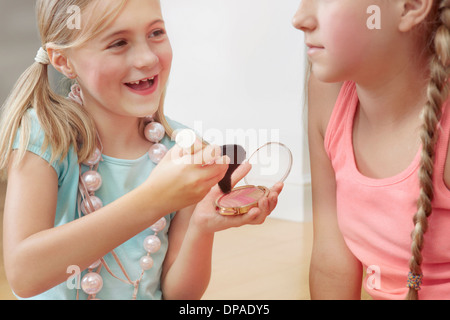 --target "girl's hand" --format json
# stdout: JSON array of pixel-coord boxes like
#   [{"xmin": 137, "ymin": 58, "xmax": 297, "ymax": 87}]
[
  {"xmin": 189, "ymin": 162, "xmax": 284, "ymax": 235},
  {"xmin": 143, "ymin": 141, "xmax": 230, "ymax": 214}
]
